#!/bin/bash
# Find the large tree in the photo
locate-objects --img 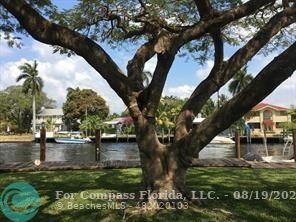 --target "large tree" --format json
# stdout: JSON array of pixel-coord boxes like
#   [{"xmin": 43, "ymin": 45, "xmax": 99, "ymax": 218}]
[
  {"xmin": 63, "ymin": 87, "xmax": 109, "ymax": 130},
  {"xmin": 1, "ymin": 0, "xmax": 295, "ymax": 200}
]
